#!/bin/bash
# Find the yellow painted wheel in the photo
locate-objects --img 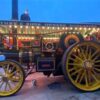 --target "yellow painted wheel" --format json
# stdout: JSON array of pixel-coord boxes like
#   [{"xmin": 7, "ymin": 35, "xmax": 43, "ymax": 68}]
[
  {"xmin": 0, "ymin": 60, "xmax": 25, "ymax": 96},
  {"xmin": 63, "ymin": 41, "xmax": 100, "ymax": 91}
]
